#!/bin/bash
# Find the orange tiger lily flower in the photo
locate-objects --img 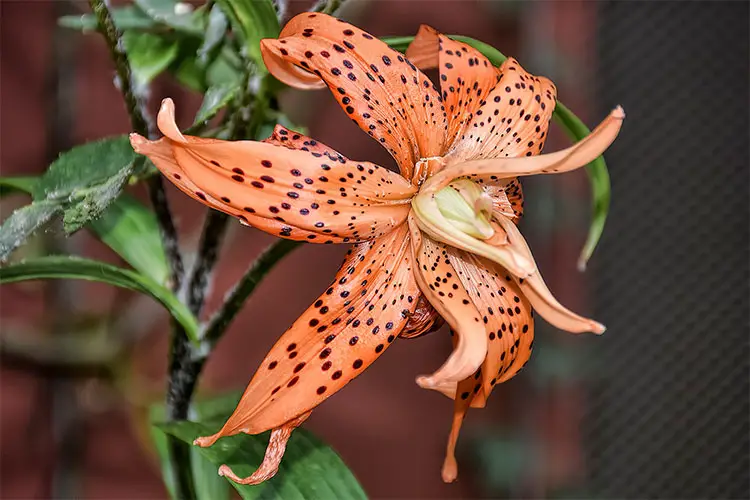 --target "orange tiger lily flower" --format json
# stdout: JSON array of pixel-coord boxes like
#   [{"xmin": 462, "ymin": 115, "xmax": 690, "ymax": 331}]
[{"xmin": 130, "ymin": 13, "xmax": 624, "ymax": 484}]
